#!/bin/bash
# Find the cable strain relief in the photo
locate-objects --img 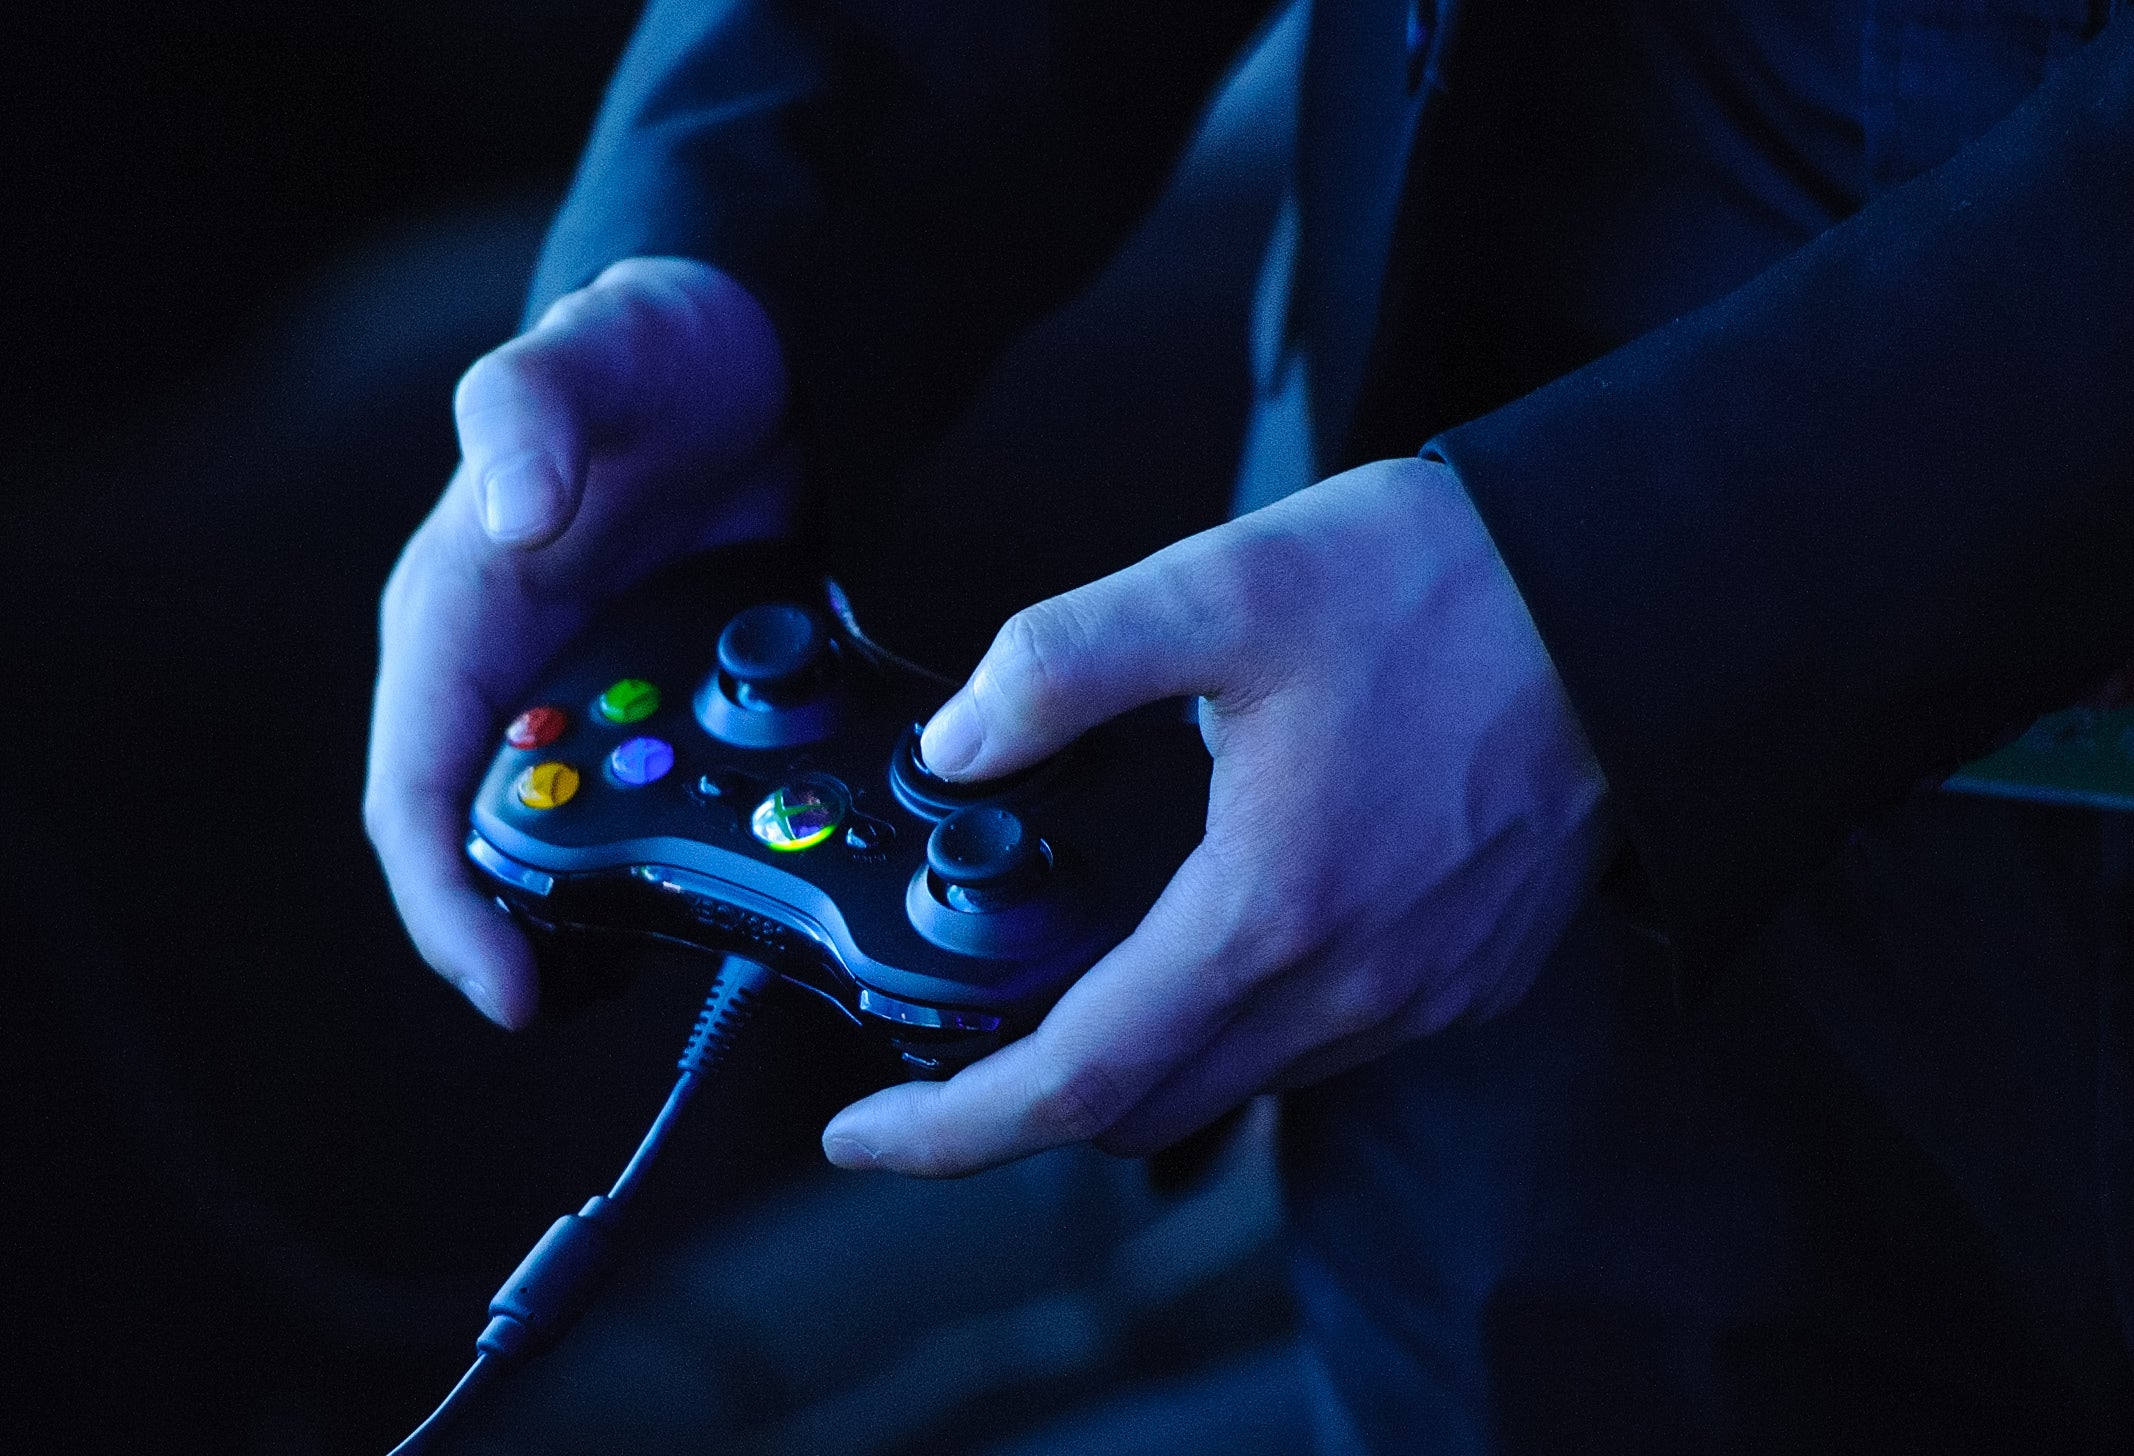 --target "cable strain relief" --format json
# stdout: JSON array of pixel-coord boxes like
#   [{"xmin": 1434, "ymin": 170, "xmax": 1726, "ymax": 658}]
[
  {"xmin": 678, "ymin": 956, "xmax": 777, "ymax": 1076},
  {"xmin": 476, "ymin": 1313, "xmax": 533, "ymax": 1362}
]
